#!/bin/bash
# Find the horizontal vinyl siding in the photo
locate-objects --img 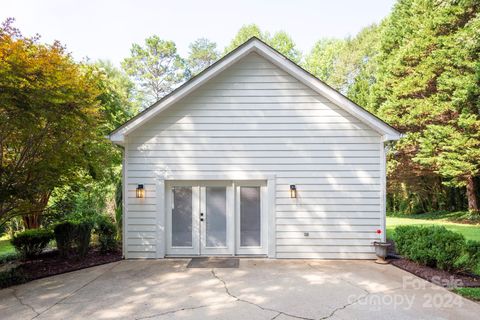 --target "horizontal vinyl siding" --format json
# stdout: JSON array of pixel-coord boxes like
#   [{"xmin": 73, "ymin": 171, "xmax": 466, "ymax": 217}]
[{"xmin": 125, "ymin": 52, "xmax": 382, "ymax": 259}]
